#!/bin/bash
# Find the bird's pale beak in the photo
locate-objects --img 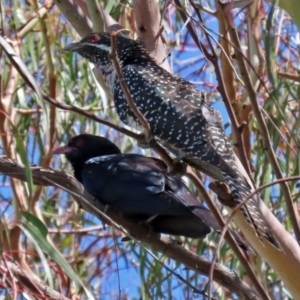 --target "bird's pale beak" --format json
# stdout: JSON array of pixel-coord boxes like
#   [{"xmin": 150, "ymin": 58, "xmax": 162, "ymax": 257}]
[
  {"xmin": 64, "ymin": 42, "xmax": 82, "ymax": 52},
  {"xmin": 52, "ymin": 145, "xmax": 73, "ymax": 154}
]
